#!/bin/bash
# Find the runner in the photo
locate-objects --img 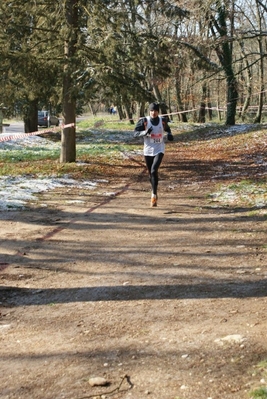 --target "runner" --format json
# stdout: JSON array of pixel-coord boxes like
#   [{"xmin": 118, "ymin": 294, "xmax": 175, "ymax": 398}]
[{"xmin": 134, "ymin": 102, "xmax": 174, "ymax": 207}]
